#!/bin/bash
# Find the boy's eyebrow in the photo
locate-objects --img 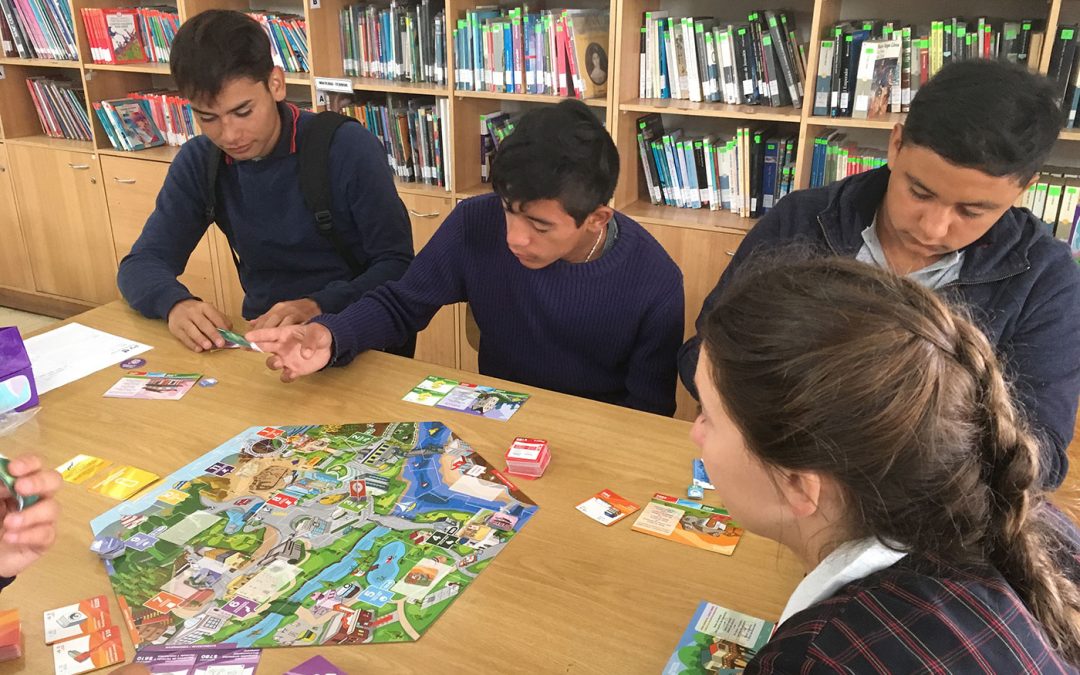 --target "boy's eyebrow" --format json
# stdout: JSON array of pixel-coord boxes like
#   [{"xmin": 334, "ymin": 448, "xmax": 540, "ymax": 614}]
[
  {"xmin": 907, "ymin": 173, "xmax": 999, "ymax": 210},
  {"xmin": 191, "ymin": 99, "xmax": 253, "ymax": 116}
]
